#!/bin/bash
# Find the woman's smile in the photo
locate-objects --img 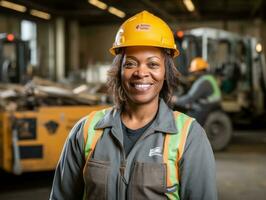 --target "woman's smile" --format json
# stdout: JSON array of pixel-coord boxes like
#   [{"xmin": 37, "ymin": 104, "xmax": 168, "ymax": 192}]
[{"xmin": 130, "ymin": 82, "xmax": 153, "ymax": 91}]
